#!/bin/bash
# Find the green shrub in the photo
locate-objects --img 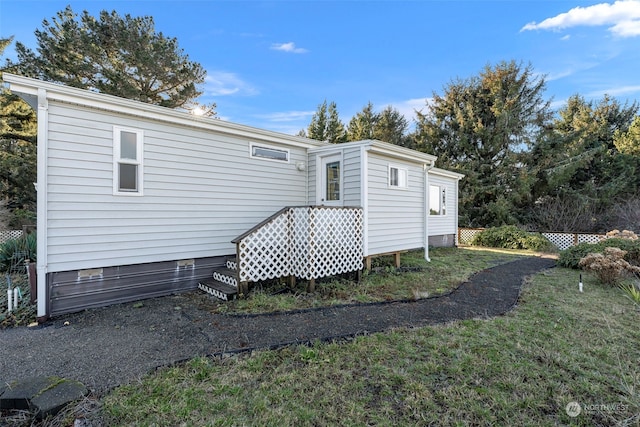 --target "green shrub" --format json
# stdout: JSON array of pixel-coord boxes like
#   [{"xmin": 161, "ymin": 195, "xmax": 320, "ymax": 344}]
[
  {"xmin": 558, "ymin": 238, "xmax": 640, "ymax": 269},
  {"xmin": 471, "ymin": 225, "xmax": 555, "ymax": 252},
  {"xmin": 0, "ymin": 232, "xmax": 36, "ymax": 273}
]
